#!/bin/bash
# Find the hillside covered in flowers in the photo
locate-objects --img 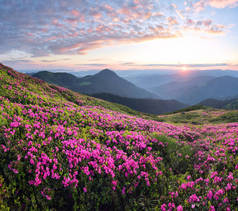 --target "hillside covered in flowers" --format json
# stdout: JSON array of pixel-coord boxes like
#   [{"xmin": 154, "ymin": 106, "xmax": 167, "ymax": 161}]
[{"xmin": 0, "ymin": 64, "xmax": 237, "ymax": 210}]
